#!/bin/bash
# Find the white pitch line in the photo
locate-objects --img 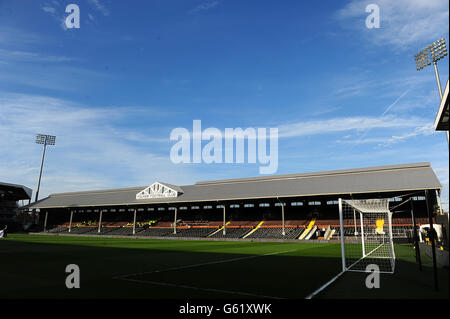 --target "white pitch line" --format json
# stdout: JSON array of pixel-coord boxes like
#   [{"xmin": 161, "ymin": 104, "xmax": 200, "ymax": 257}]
[
  {"xmin": 345, "ymin": 243, "xmax": 386, "ymax": 272},
  {"xmin": 305, "ymin": 271, "xmax": 345, "ymax": 299},
  {"xmin": 306, "ymin": 243, "xmax": 390, "ymax": 299},
  {"xmin": 113, "ymin": 249, "xmax": 296, "ymax": 279},
  {"xmin": 121, "ymin": 277, "xmax": 285, "ymax": 299}
]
